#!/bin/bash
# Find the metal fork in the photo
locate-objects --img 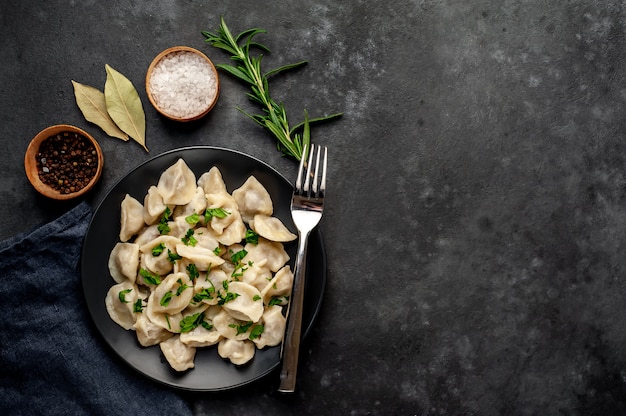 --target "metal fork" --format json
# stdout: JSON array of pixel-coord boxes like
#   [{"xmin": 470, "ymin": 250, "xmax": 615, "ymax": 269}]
[{"xmin": 278, "ymin": 143, "xmax": 327, "ymax": 393}]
